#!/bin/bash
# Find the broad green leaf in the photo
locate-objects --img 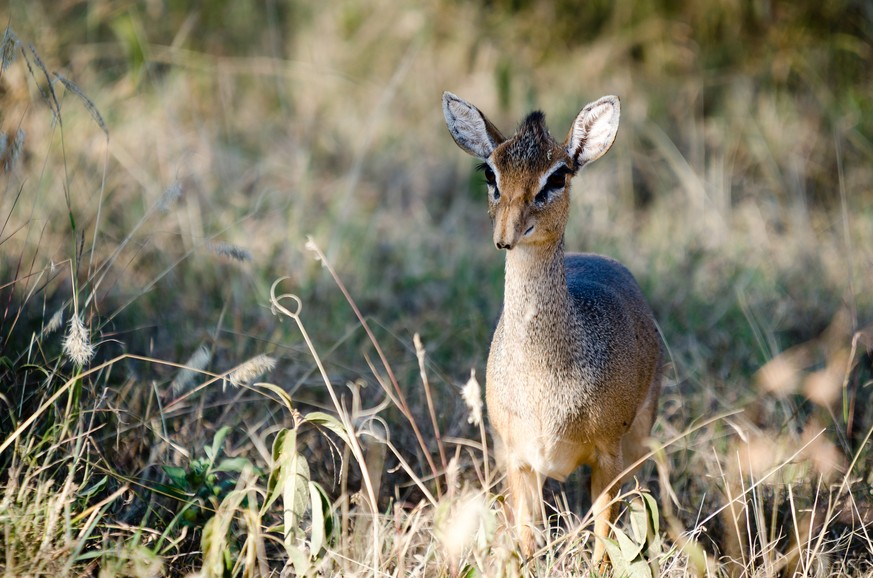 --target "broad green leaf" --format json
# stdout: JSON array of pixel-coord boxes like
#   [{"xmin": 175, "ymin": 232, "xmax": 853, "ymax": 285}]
[
  {"xmin": 201, "ymin": 516, "xmax": 226, "ymax": 578},
  {"xmin": 265, "ymin": 428, "xmax": 297, "ymax": 513},
  {"xmin": 290, "ymin": 458, "xmax": 311, "ymax": 518},
  {"xmin": 642, "ymin": 492, "xmax": 660, "ymax": 536},
  {"xmin": 627, "ymin": 557, "xmax": 654, "ymax": 578},
  {"xmin": 602, "ymin": 536, "xmax": 626, "ymax": 575},
  {"xmin": 629, "ymin": 499, "xmax": 648, "ymax": 545},
  {"xmin": 305, "ymin": 411, "xmax": 351, "ymax": 445},
  {"xmin": 286, "ymin": 542, "xmax": 310, "ymax": 576},
  {"xmin": 309, "ymin": 481, "xmax": 326, "ymax": 555},
  {"xmin": 265, "ymin": 426, "xmax": 310, "ymax": 547},
  {"xmin": 615, "ymin": 524, "xmax": 645, "ymax": 563},
  {"xmin": 603, "ymin": 532, "xmax": 653, "ymax": 578},
  {"xmin": 252, "ymin": 381, "xmax": 295, "ymax": 415},
  {"xmin": 271, "ymin": 428, "xmax": 291, "ymax": 463},
  {"xmin": 162, "ymin": 466, "xmax": 189, "ymax": 489},
  {"xmin": 206, "ymin": 426, "xmax": 231, "ymax": 464},
  {"xmin": 213, "ymin": 457, "xmax": 254, "ymax": 474}
]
